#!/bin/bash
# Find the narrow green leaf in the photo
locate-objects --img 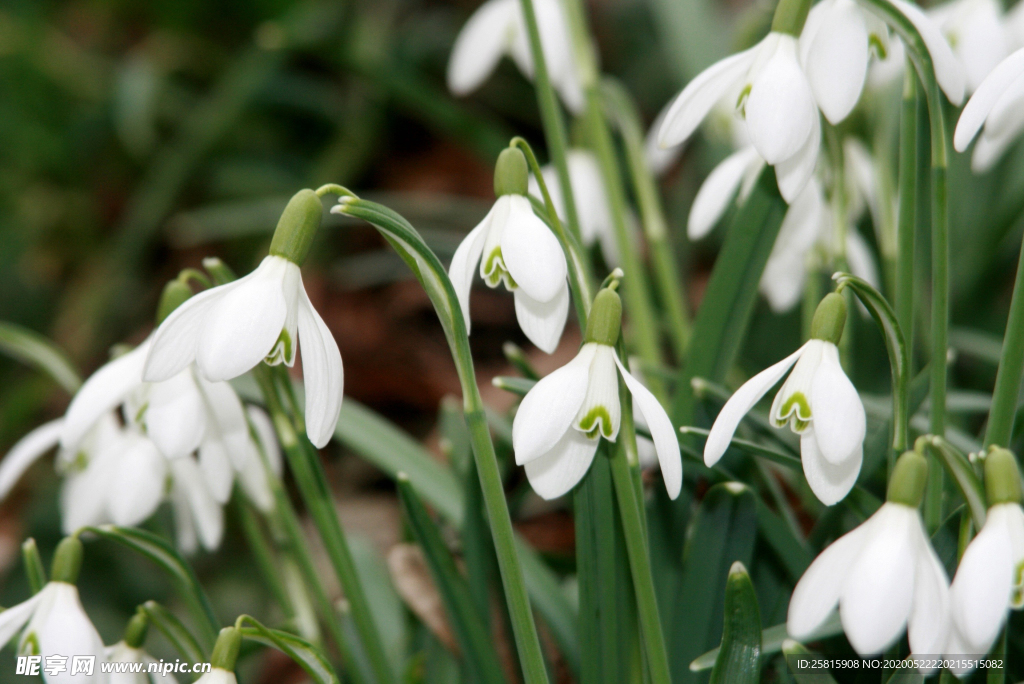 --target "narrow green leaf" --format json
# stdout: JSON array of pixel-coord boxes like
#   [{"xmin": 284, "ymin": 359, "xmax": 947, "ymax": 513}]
[
  {"xmin": 709, "ymin": 562, "xmax": 761, "ymax": 684},
  {"xmin": 491, "ymin": 376, "xmax": 536, "ymax": 397},
  {"xmin": 921, "ymin": 437, "xmax": 987, "ymax": 528},
  {"xmin": 691, "ymin": 613, "xmax": 843, "ymax": 672},
  {"xmin": 781, "ymin": 640, "xmax": 839, "ymax": 684},
  {"xmin": 81, "ymin": 526, "xmax": 219, "ymax": 647},
  {"xmin": 0, "ymin": 322, "xmax": 81, "ymax": 394},
  {"xmin": 679, "ymin": 427, "xmax": 802, "ymax": 470},
  {"xmin": 21, "ymin": 539, "xmax": 46, "ymax": 595},
  {"xmin": 950, "ymin": 327, "xmax": 1003, "ymax": 365},
  {"xmin": 671, "ymin": 482, "xmax": 759, "ymax": 682},
  {"xmin": 672, "ymin": 166, "xmax": 787, "ymax": 425},
  {"xmin": 397, "ymin": 476, "xmax": 507, "ymax": 684},
  {"xmin": 140, "ymin": 601, "xmax": 207, "ymax": 664},
  {"xmin": 238, "ymin": 615, "xmax": 340, "ymax": 684}
]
